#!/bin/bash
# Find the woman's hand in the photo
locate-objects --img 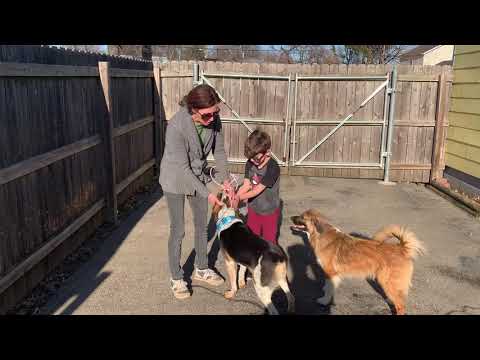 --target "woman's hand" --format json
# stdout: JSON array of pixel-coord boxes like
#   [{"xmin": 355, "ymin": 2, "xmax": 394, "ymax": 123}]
[{"xmin": 208, "ymin": 193, "xmax": 224, "ymax": 207}]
